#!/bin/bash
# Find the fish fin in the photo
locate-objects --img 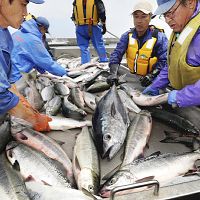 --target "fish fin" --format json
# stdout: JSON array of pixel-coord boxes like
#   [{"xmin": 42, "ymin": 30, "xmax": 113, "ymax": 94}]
[
  {"xmin": 111, "ymin": 103, "xmax": 116, "ymax": 117},
  {"xmin": 192, "ymin": 137, "xmax": 200, "ymax": 151},
  {"xmin": 184, "ymin": 169, "xmax": 200, "ymax": 177},
  {"xmin": 135, "ymin": 176, "xmax": 155, "ymax": 183},
  {"xmin": 12, "ymin": 160, "xmax": 20, "ymax": 171},
  {"xmin": 82, "ymin": 188, "xmax": 98, "ymax": 200},
  {"xmin": 137, "ymin": 154, "xmax": 144, "ymax": 159},
  {"xmin": 41, "ymin": 180, "xmax": 51, "ymax": 186},
  {"xmin": 160, "ymin": 130, "xmax": 180, "ymax": 143},
  {"xmin": 148, "ymin": 151, "xmax": 161, "ymax": 157},
  {"xmin": 74, "ymin": 156, "xmax": 81, "ymax": 172},
  {"xmin": 102, "ymin": 165, "xmax": 120, "ymax": 181}
]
